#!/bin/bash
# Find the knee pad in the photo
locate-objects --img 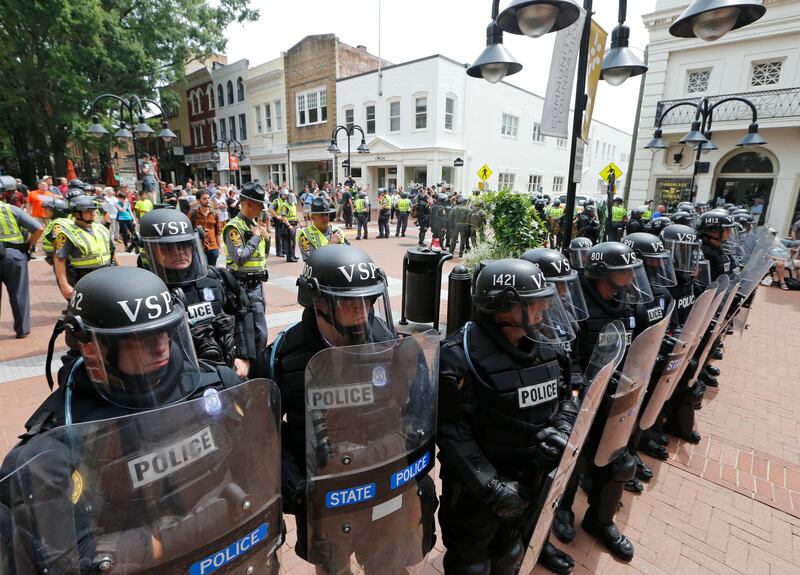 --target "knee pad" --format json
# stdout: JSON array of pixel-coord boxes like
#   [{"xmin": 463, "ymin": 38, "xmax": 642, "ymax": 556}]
[{"xmin": 611, "ymin": 451, "xmax": 637, "ymax": 482}]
